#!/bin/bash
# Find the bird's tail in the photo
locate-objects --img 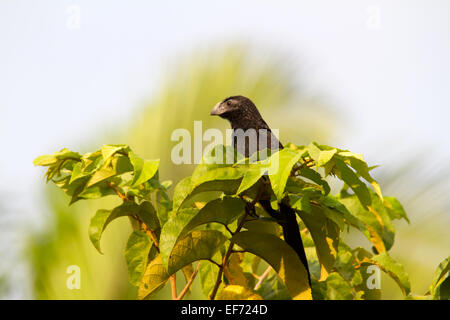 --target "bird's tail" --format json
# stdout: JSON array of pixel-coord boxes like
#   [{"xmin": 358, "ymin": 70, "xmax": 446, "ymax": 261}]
[
  {"xmin": 259, "ymin": 199, "xmax": 312, "ymax": 286},
  {"xmin": 279, "ymin": 202, "xmax": 312, "ymax": 285}
]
